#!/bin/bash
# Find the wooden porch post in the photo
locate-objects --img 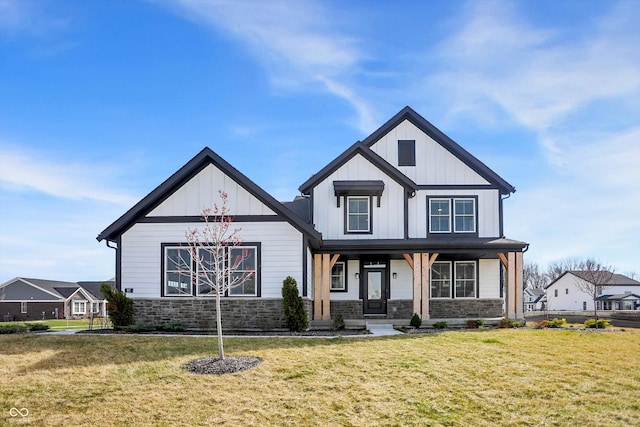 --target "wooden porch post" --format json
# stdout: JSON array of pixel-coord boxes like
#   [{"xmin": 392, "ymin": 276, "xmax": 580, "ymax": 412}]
[
  {"xmin": 412, "ymin": 253, "xmax": 421, "ymax": 317},
  {"xmin": 421, "ymin": 253, "xmax": 429, "ymax": 319},
  {"xmin": 313, "ymin": 254, "xmax": 322, "ymax": 321},
  {"xmin": 515, "ymin": 252, "xmax": 524, "ymax": 319},
  {"xmin": 322, "ymin": 254, "xmax": 331, "ymax": 320},
  {"xmin": 506, "ymin": 252, "xmax": 516, "ymax": 319}
]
